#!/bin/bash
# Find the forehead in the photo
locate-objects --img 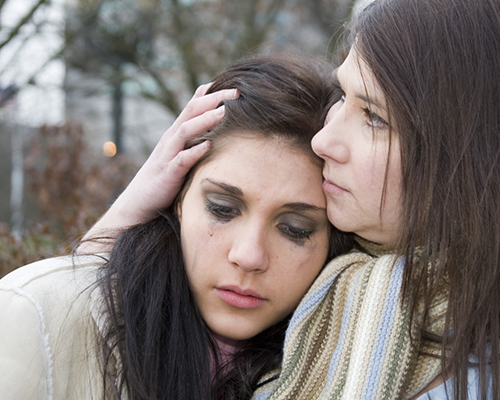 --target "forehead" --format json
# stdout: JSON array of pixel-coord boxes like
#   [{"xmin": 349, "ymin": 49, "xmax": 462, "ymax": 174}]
[
  {"xmin": 191, "ymin": 135, "xmax": 325, "ymax": 205},
  {"xmin": 337, "ymin": 49, "xmax": 385, "ymax": 107},
  {"xmin": 197, "ymin": 135, "xmax": 313, "ymax": 180}
]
